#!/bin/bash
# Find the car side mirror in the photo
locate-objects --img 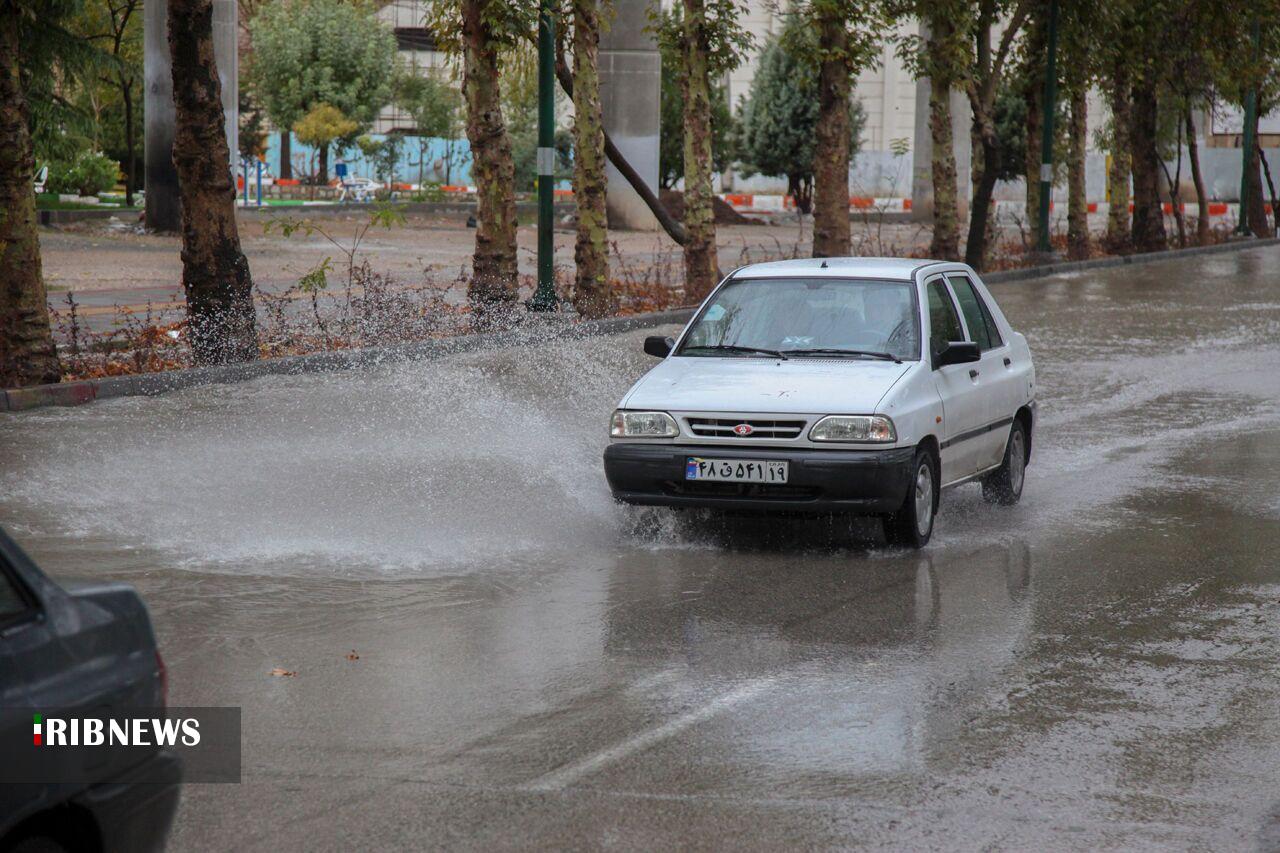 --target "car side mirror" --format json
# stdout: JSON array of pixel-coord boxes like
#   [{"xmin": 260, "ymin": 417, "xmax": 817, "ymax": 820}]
[
  {"xmin": 935, "ymin": 341, "xmax": 981, "ymax": 368},
  {"xmin": 644, "ymin": 336, "xmax": 674, "ymax": 358}
]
